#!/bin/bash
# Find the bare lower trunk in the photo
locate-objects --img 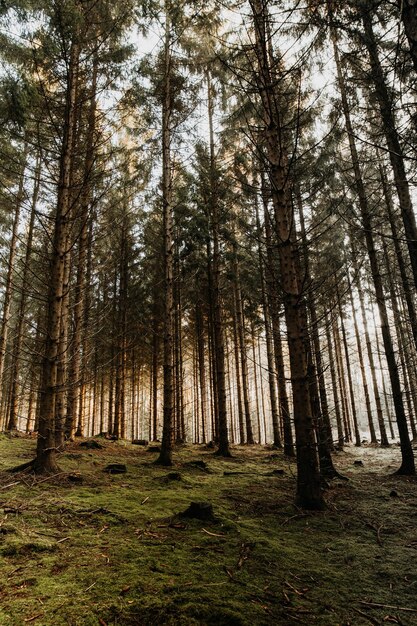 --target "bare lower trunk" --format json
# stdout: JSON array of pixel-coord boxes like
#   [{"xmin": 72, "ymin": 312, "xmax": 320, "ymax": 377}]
[
  {"xmin": 34, "ymin": 41, "xmax": 79, "ymax": 473},
  {"xmin": 361, "ymin": 9, "xmax": 417, "ymax": 291},
  {"xmin": 157, "ymin": 9, "xmax": 174, "ymax": 465},
  {"xmin": 250, "ymin": 0, "xmax": 323, "ymax": 508}
]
